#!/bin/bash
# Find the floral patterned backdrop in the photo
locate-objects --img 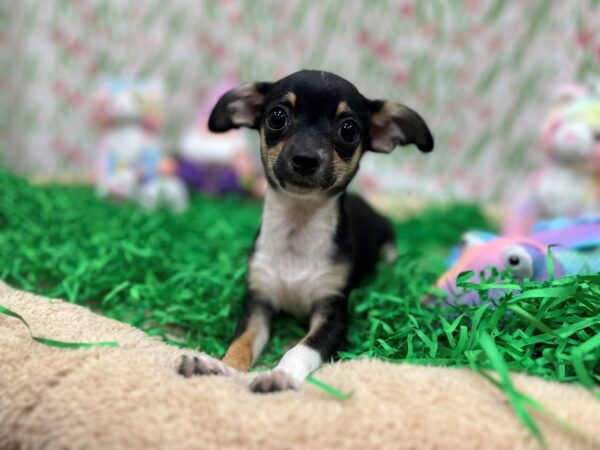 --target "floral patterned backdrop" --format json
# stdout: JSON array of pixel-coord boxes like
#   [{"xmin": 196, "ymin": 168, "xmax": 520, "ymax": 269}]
[{"xmin": 1, "ymin": 0, "xmax": 599, "ymax": 201}]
